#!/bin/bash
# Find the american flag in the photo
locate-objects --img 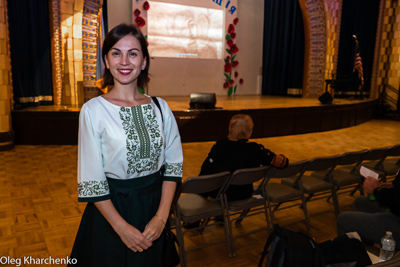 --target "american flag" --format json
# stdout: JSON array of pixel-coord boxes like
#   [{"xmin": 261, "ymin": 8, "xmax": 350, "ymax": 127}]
[{"xmin": 354, "ymin": 53, "xmax": 364, "ymax": 90}]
